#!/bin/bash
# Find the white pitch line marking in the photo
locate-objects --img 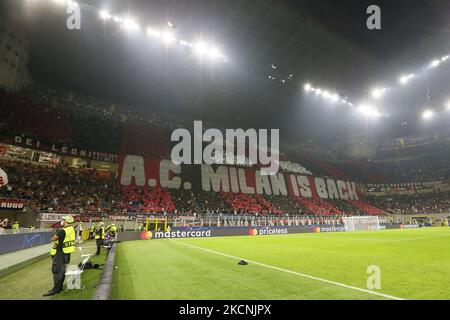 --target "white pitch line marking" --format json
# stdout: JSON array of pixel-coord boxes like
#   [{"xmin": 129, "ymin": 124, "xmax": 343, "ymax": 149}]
[{"xmin": 171, "ymin": 239, "xmax": 406, "ymax": 300}]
